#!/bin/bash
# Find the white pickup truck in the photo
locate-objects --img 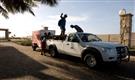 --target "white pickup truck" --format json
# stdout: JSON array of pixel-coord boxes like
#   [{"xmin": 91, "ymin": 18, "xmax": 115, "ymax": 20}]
[{"xmin": 47, "ymin": 32, "xmax": 130, "ymax": 68}]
